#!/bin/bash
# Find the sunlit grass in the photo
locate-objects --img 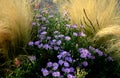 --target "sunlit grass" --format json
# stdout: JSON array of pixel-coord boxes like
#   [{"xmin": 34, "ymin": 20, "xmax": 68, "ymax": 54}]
[{"xmin": 58, "ymin": 0, "xmax": 120, "ymax": 61}]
